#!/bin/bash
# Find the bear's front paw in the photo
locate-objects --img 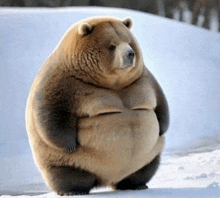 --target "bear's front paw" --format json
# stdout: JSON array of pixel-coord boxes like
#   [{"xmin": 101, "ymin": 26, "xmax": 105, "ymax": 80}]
[
  {"xmin": 58, "ymin": 133, "xmax": 77, "ymax": 153},
  {"xmin": 64, "ymin": 135, "xmax": 77, "ymax": 153},
  {"xmin": 66, "ymin": 145, "xmax": 77, "ymax": 153}
]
